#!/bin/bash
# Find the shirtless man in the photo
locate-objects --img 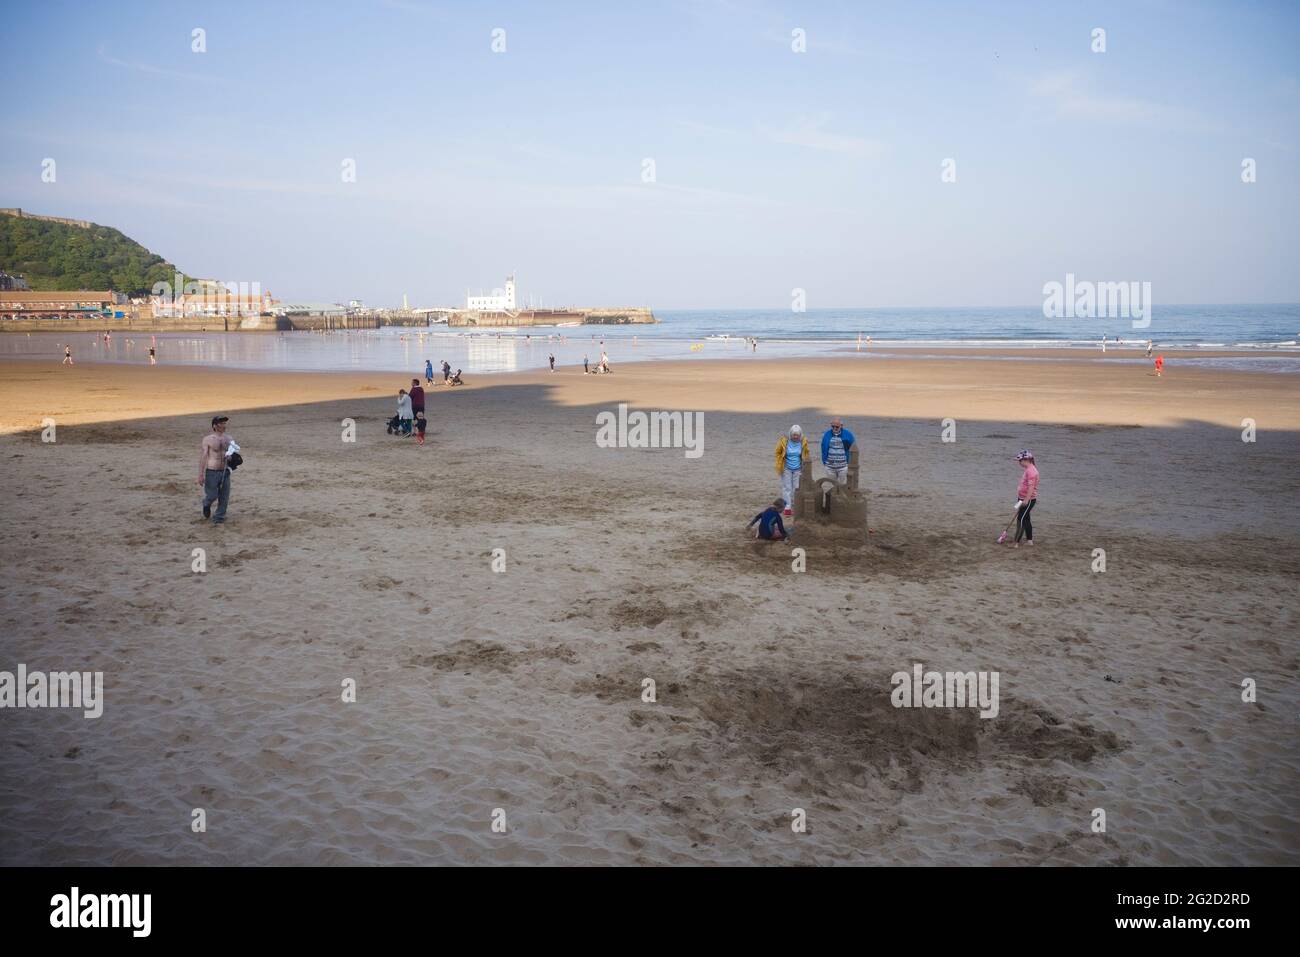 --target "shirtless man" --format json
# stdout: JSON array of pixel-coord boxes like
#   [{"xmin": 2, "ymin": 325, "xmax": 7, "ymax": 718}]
[{"xmin": 197, "ymin": 415, "xmax": 233, "ymax": 524}]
